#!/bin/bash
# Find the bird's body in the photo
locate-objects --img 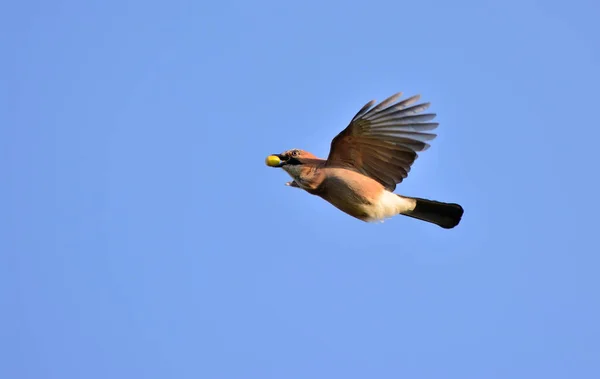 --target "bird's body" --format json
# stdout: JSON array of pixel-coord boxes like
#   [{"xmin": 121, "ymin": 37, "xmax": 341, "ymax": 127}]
[
  {"xmin": 285, "ymin": 162, "xmax": 415, "ymax": 222},
  {"xmin": 266, "ymin": 92, "xmax": 464, "ymax": 229}
]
